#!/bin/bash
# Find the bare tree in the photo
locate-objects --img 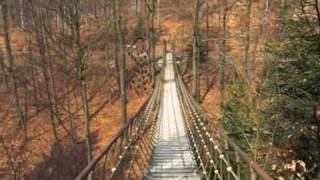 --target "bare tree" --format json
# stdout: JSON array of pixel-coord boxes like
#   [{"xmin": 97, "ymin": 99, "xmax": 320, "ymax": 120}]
[
  {"xmin": 157, "ymin": 0, "xmax": 160, "ymax": 29},
  {"xmin": 0, "ymin": 0, "xmax": 27, "ymax": 138},
  {"xmin": 244, "ymin": 0, "xmax": 252, "ymax": 113},
  {"xmin": 145, "ymin": 0, "xmax": 156, "ymax": 87},
  {"xmin": 219, "ymin": 0, "xmax": 227, "ymax": 107},
  {"xmin": 65, "ymin": 1, "xmax": 94, "ymax": 178},
  {"xmin": 114, "ymin": 0, "xmax": 127, "ymax": 125},
  {"xmin": 192, "ymin": 0, "xmax": 202, "ymax": 102},
  {"xmin": 19, "ymin": 0, "xmax": 24, "ymax": 29}
]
